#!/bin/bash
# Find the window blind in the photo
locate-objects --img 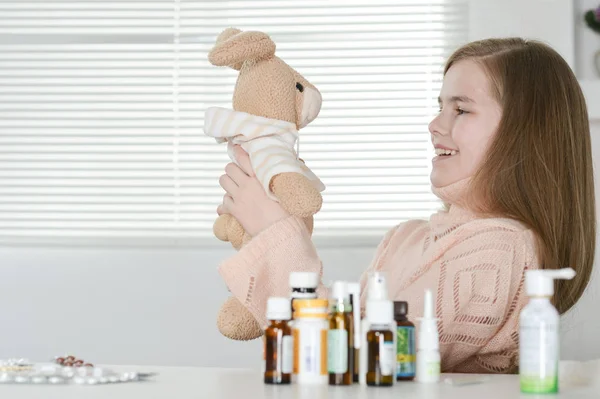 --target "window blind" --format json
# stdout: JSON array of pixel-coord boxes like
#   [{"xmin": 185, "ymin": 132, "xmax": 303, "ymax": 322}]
[{"xmin": 0, "ymin": 0, "xmax": 469, "ymax": 244}]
